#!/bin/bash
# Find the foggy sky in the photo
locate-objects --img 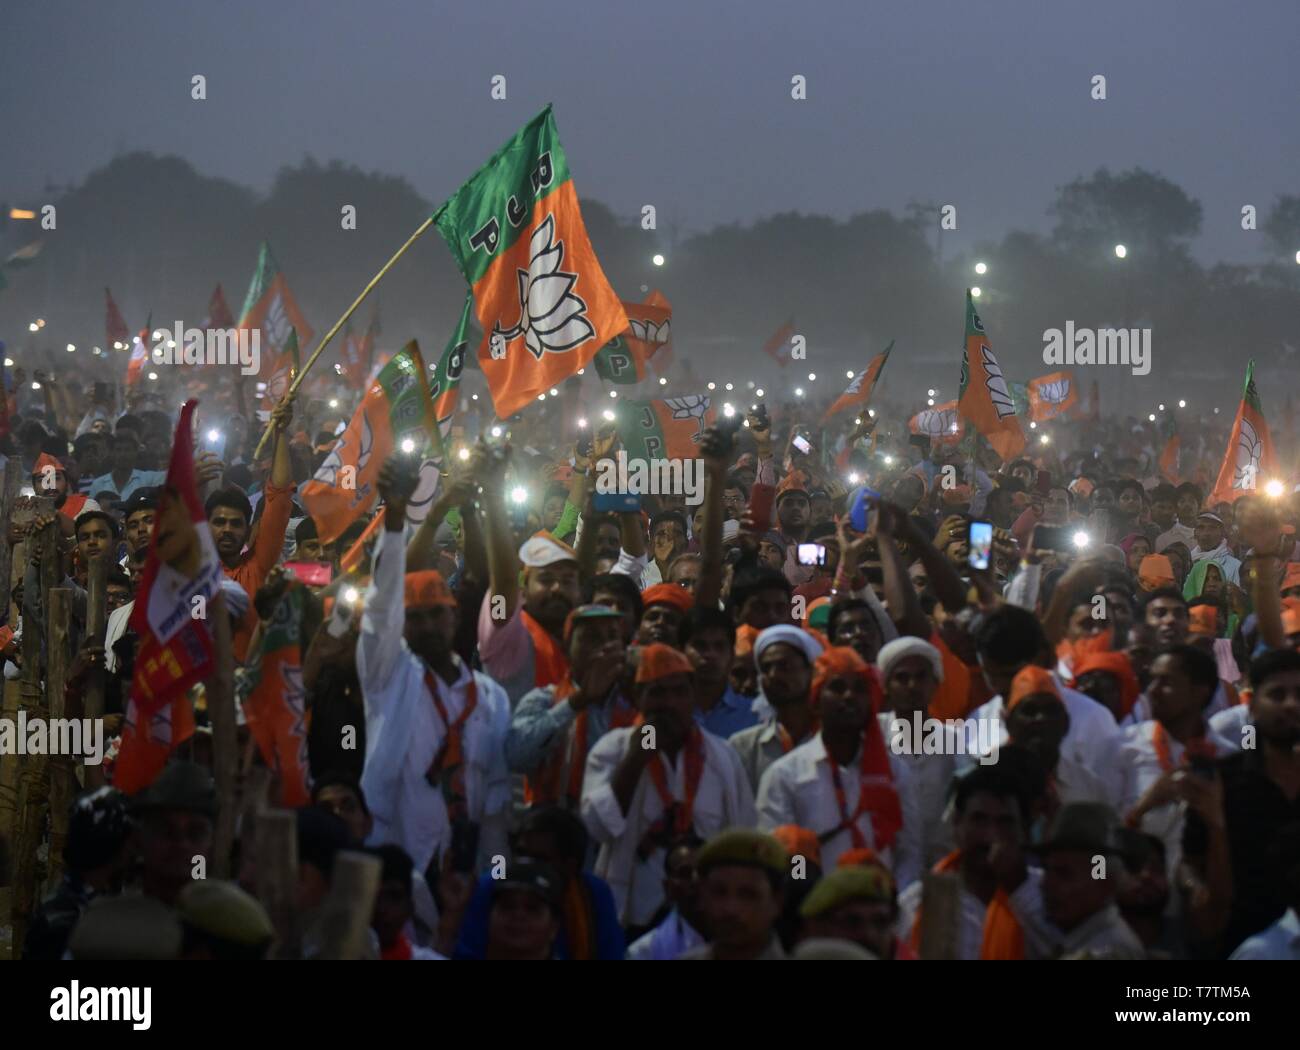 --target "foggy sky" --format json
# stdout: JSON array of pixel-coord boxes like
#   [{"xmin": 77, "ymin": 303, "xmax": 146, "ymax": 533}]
[{"xmin": 4, "ymin": 0, "xmax": 1299, "ymax": 263}]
